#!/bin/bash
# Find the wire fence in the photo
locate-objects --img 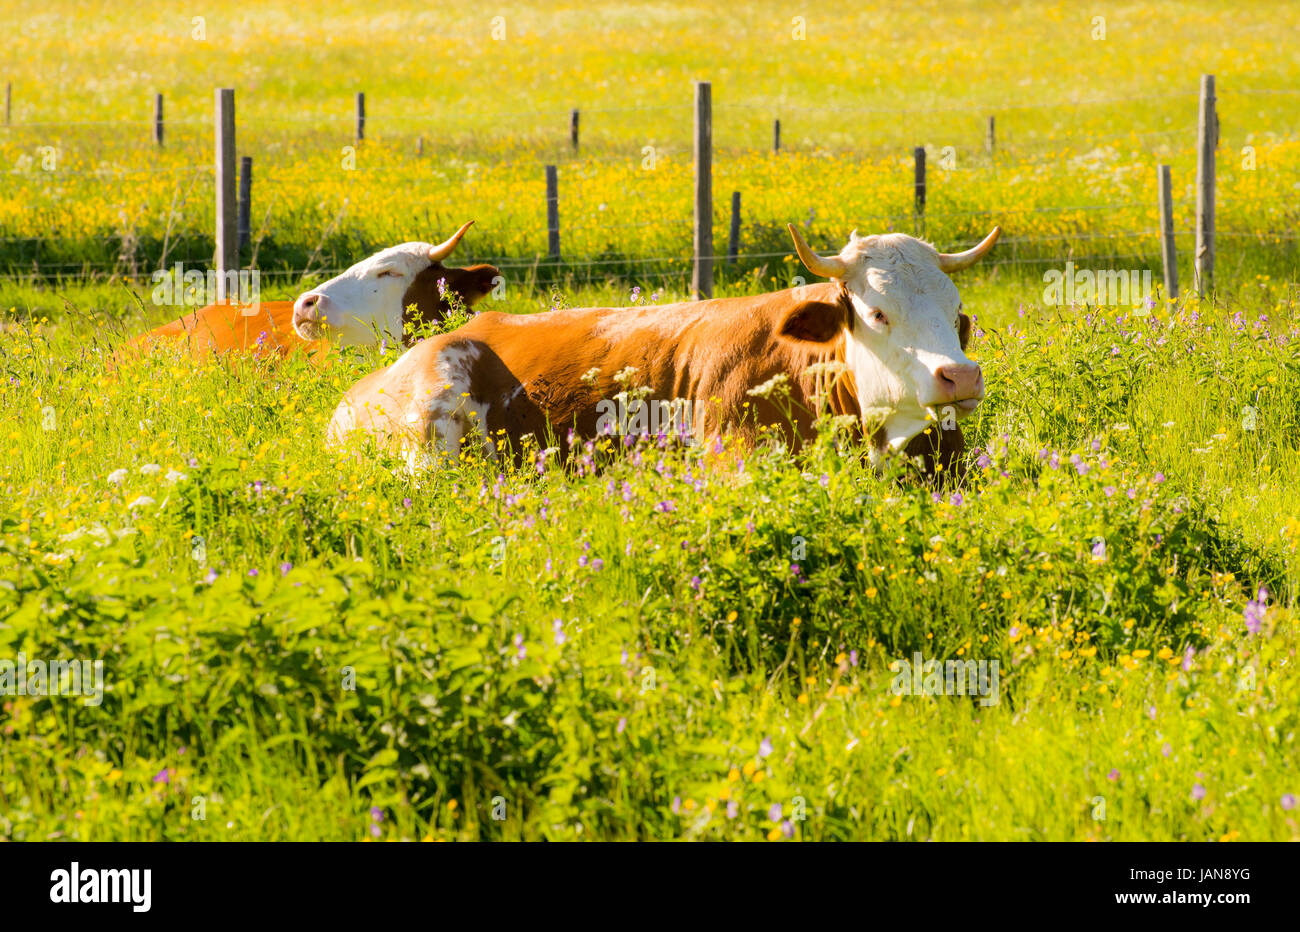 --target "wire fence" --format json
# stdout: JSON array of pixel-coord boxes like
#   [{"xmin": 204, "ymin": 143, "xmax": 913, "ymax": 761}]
[{"xmin": 2, "ymin": 79, "xmax": 1298, "ymax": 289}]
